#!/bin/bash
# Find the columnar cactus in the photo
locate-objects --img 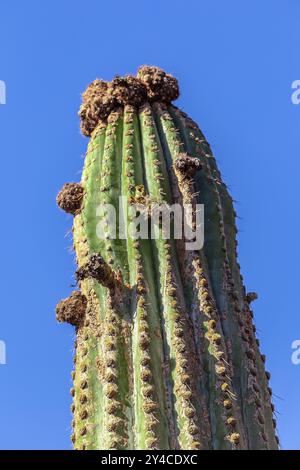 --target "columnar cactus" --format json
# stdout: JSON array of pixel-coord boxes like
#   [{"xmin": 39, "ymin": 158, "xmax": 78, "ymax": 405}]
[{"xmin": 56, "ymin": 66, "xmax": 278, "ymax": 450}]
